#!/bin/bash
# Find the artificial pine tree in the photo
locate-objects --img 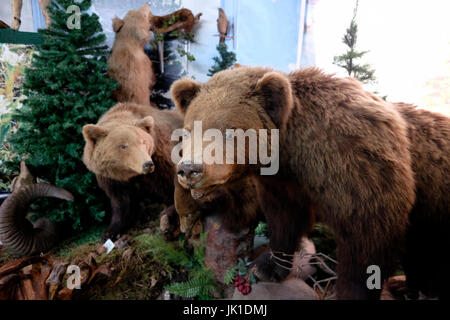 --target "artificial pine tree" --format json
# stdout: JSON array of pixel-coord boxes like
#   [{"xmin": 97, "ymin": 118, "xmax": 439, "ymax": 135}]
[
  {"xmin": 333, "ymin": 0, "xmax": 376, "ymax": 84},
  {"xmin": 207, "ymin": 43, "xmax": 236, "ymax": 76},
  {"xmin": 7, "ymin": 0, "xmax": 117, "ymax": 229}
]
